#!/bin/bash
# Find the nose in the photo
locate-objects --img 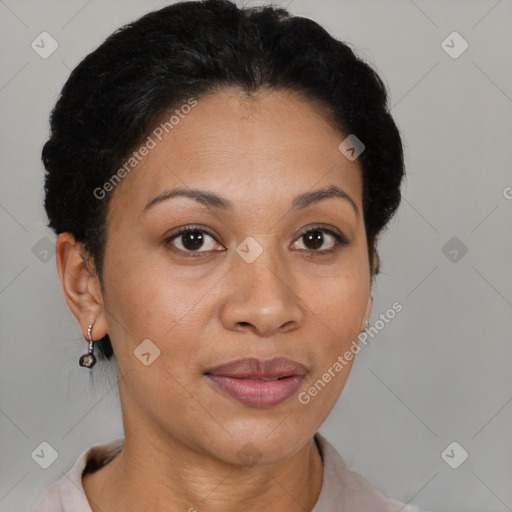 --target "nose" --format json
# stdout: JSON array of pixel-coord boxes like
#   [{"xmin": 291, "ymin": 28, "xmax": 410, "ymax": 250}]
[{"xmin": 219, "ymin": 242, "xmax": 304, "ymax": 338}]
